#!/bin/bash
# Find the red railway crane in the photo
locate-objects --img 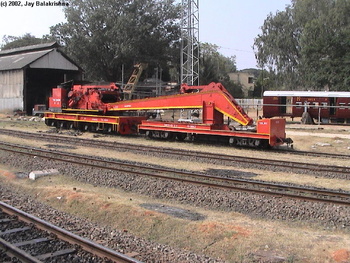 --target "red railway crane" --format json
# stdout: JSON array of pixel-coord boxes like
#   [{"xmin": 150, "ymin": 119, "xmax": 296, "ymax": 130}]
[{"xmin": 45, "ymin": 82, "xmax": 291, "ymax": 148}]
